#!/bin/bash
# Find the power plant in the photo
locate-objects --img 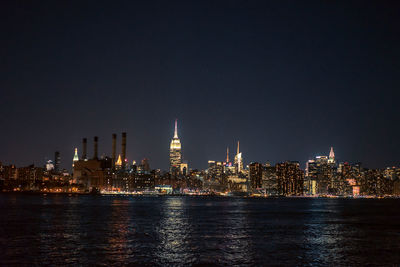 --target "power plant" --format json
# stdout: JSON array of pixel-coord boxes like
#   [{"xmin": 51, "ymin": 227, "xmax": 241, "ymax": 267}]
[{"xmin": 73, "ymin": 132, "xmax": 135, "ymax": 192}]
